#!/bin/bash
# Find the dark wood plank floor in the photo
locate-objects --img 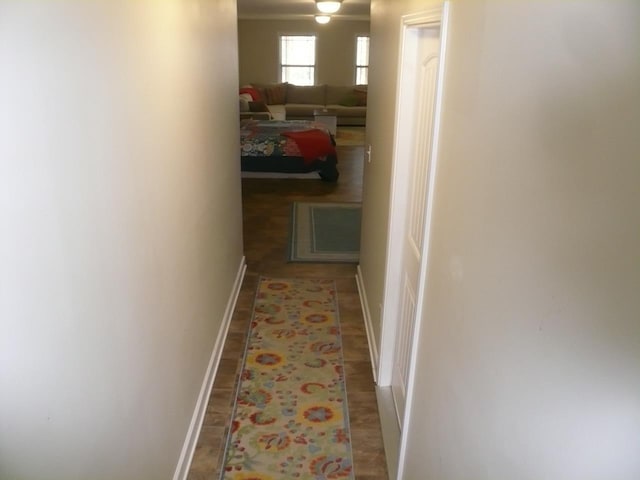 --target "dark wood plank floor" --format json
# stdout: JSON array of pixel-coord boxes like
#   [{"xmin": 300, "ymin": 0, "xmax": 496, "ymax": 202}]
[{"xmin": 187, "ymin": 139, "xmax": 388, "ymax": 480}]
